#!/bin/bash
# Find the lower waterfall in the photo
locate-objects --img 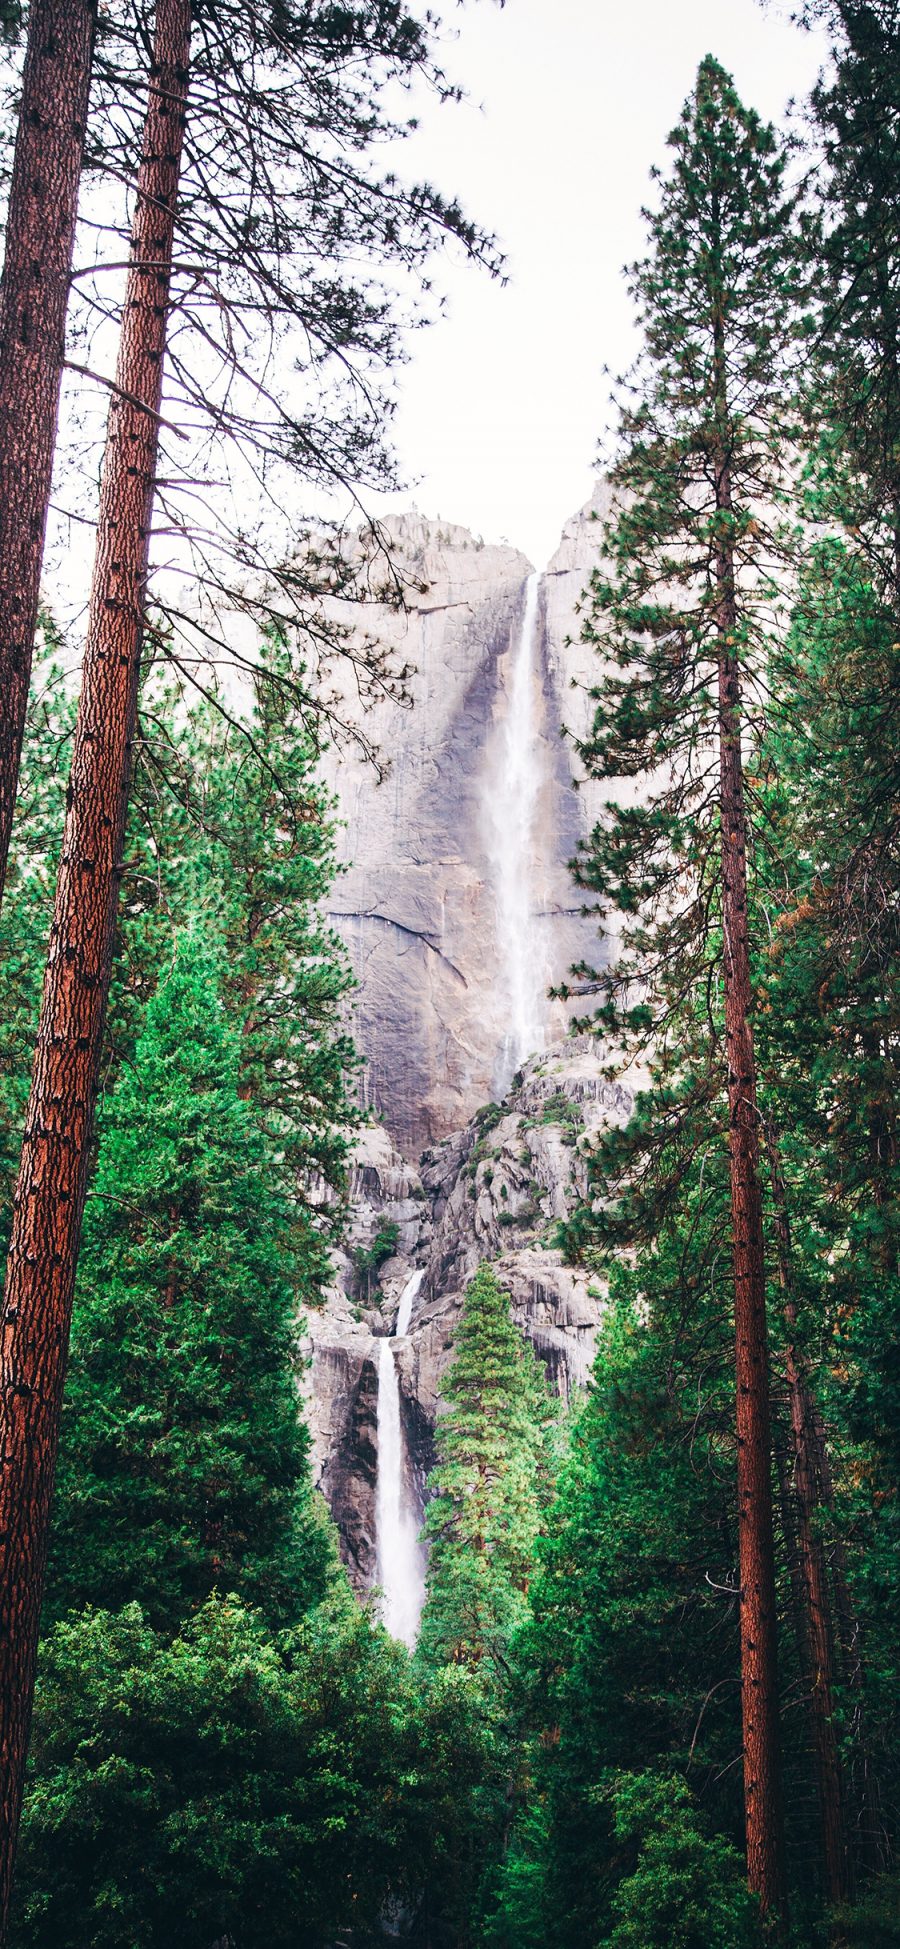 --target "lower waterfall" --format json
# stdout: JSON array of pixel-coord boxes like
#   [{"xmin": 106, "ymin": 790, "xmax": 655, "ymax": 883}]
[{"xmin": 376, "ymin": 1268, "xmax": 426, "ymax": 1648}]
